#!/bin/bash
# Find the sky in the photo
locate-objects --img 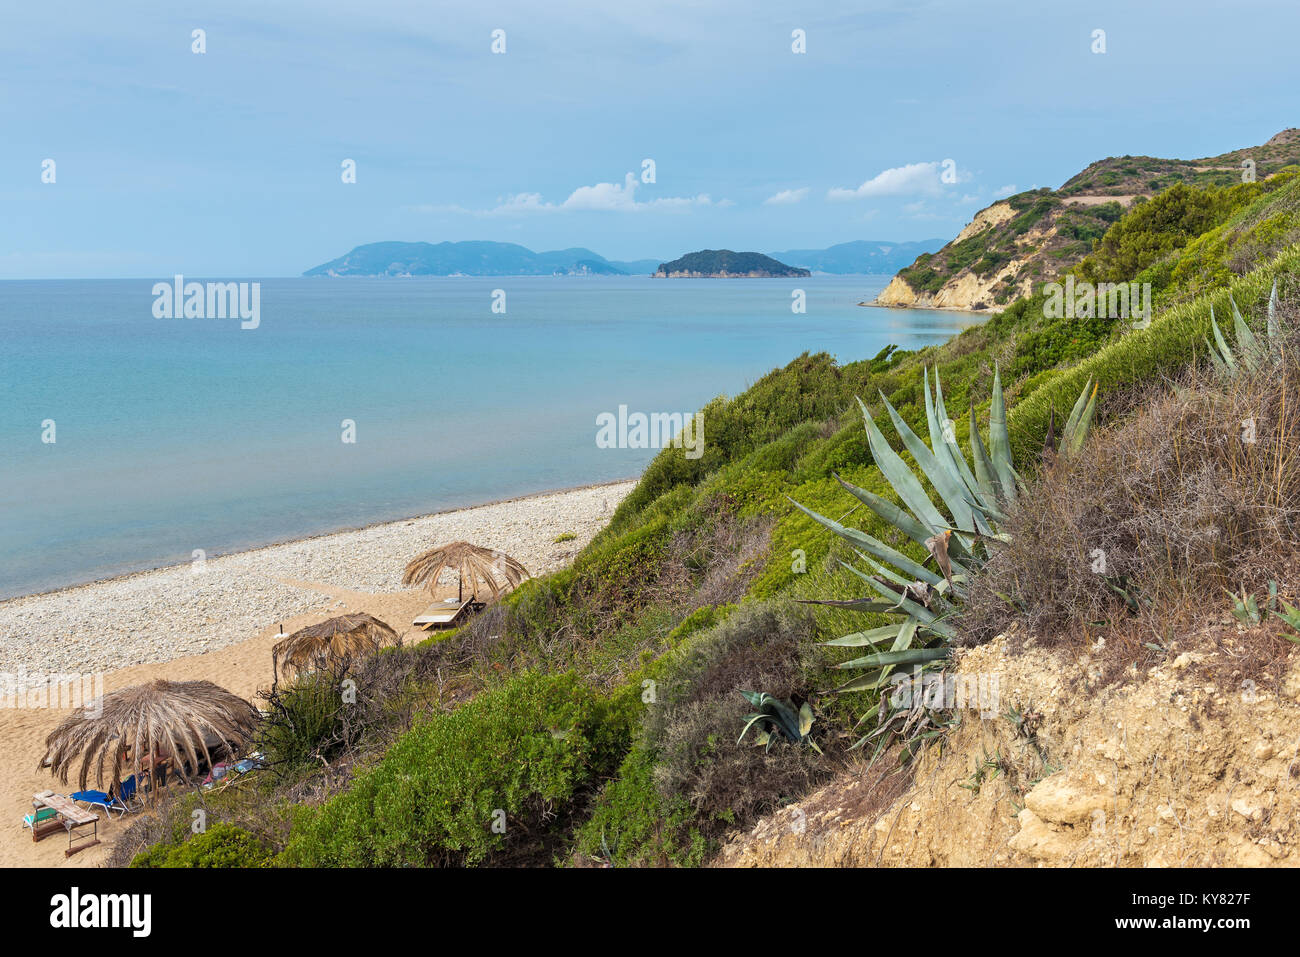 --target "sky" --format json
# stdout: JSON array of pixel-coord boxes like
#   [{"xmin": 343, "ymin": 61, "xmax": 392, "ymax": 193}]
[{"xmin": 2, "ymin": 0, "xmax": 1298, "ymax": 278}]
